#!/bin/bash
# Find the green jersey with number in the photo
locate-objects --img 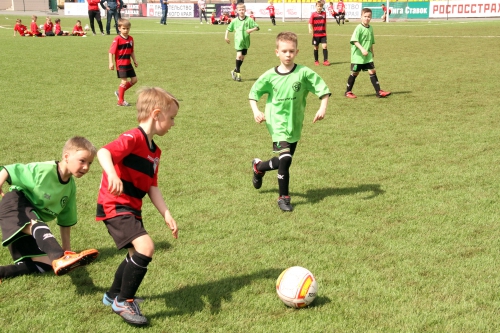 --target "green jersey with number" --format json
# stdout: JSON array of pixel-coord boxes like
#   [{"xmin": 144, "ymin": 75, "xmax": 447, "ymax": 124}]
[
  {"xmin": 227, "ymin": 16, "xmax": 259, "ymax": 50},
  {"xmin": 249, "ymin": 64, "xmax": 331, "ymax": 143},
  {"xmin": 350, "ymin": 23, "xmax": 375, "ymax": 64},
  {"xmin": 2, "ymin": 161, "xmax": 77, "ymax": 226}
]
